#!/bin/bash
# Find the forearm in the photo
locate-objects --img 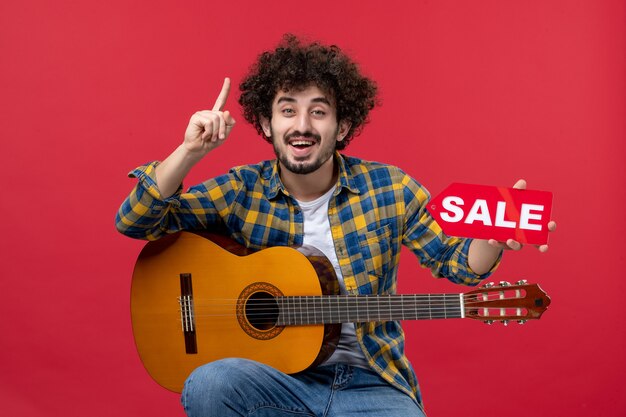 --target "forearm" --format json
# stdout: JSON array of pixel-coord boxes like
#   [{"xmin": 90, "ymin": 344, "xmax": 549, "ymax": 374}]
[
  {"xmin": 115, "ymin": 179, "xmax": 172, "ymax": 240},
  {"xmin": 115, "ymin": 158, "xmax": 195, "ymax": 240},
  {"xmin": 155, "ymin": 144, "xmax": 204, "ymax": 198},
  {"xmin": 468, "ymin": 239, "xmax": 503, "ymax": 275}
]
